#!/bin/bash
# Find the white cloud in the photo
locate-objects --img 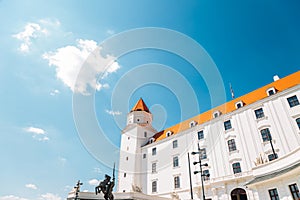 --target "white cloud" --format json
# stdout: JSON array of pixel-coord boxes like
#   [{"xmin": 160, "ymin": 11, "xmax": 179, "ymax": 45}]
[
  {"xmin": 93, "ymin": 167, "xmax": 102, "ymax": 174},
  {"xmin": 40, "ymin": 193, "xmax": 61, "ymax": 200},
  {"xmin": 64, "ymin": 185, "xmax": 72, "ymax": 192},
  {"xmin": 105, "ymin": 109, "xmax": 122, "ymax": 116},
  {"xmin": 0, "ymin": 195, "xmax": 28, "ymax": 200},
  {"xmin": 106, "ymin": 29, "xmax": 115, "ymax": 35},
  {"xmin": 24, "ymin": 126, "xmax": 50, "ymax": 141},
  {"xmin": 25, "ymin": 183, "xmax": 37, "ymax": 190},
  {"xmin": 12, "ymin": 19, "xmax": 61, "ymax": 53},
  {"xmin": 38, "ymin": 136, "xmax": 50, "ymax": 141},
  {"xmin": 39, "ymin": 18, "xmax": 61, "ymax": 27},
  {"xmin": 58, "ymin": 157, "xmax": 67, "ymax": 166},
  {"xmin": 88, "ymin": 179, "xmax": 99, "ymax": 186},
  {"xmin": 50, "ymin": 89, "xmax": 60, "ymax": 96},
  {"xmin": 25, "ymin": 127, "xmax": 45, "ymax": 135},
  {"xmin": 12, "ymin": 23, "xmax": 47, "ymax": 52},
  {"xmin": 43, "ymin": 39, "xmax": 120, "ymax": 95}
]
